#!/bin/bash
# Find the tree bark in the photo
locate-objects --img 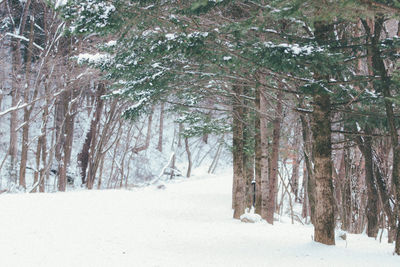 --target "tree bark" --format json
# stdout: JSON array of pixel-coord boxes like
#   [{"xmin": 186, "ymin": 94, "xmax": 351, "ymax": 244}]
[
  {"xmin": 185, "ymin": 137, "xmax": 192, "ymax": 178},
  {"xmin": 309, "ymin": 20, "xmax": 336, "ymax": 245},
  {"xmin": 243, "ymin": 90, "xmax": 255, "ymax": 210},
  {"xmin": 355, "ymin": 126, "xmax": 379, "ymax": 237},
  {"xmin": 157, "ymin": 103, "xmax": 164, "ymax": 152},
  {"xmin": 311, "ymin": 92, "xmax": 335, "ymax": 245},
  {"xmin": 254, "ymin": 86, "xmax": 262, "ymax": 213},
  {"xmin": 18, "ymin": 15, "xmax": 35, "ymax": 189},
  {"xmin": 300, "ymin": 113, "xmax": 315, "ymax": 223},
  {"xmin": 78, "ymin": 83, "xmax": 105, "ymax": 188},
  {"xmin": 290, "ymin": 123, "xmax": 301, "ymax": 202},
  {"xmin": 232, "ymin": 85, "xmax": 245, "ymax": 219},
  {"xmin": 363, "ymin": 16, "xmax": 400, "ymax": 252},
  {"xmin": 266, "ymin": 89, "xmax": 283, "ymax": 224}
]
